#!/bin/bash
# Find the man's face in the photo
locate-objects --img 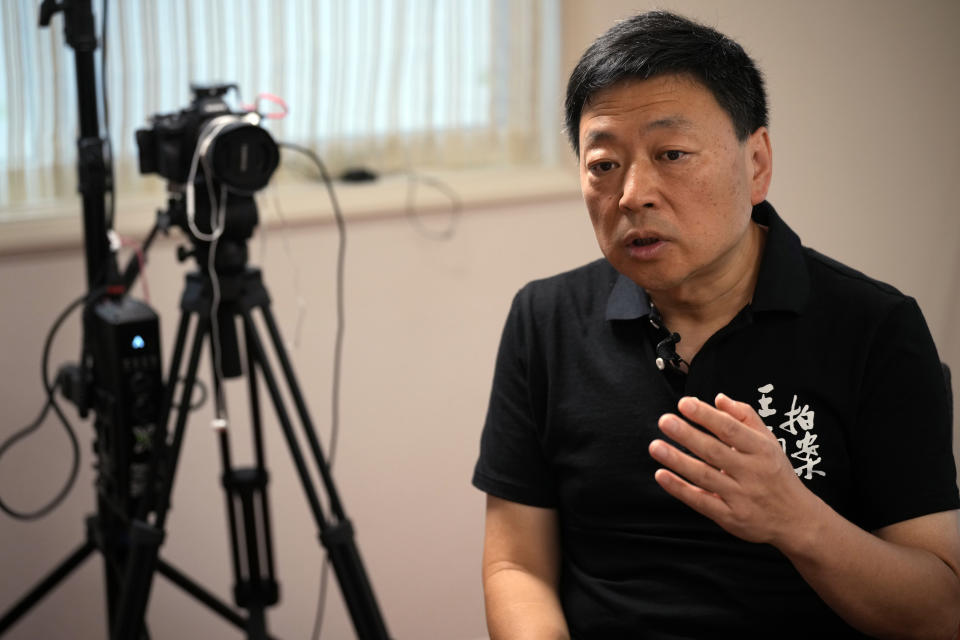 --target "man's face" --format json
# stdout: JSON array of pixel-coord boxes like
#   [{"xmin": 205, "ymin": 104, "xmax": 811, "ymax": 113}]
[{"xmin": 578, "ymin": 74, "xmax": 771, "ymax": 298}]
